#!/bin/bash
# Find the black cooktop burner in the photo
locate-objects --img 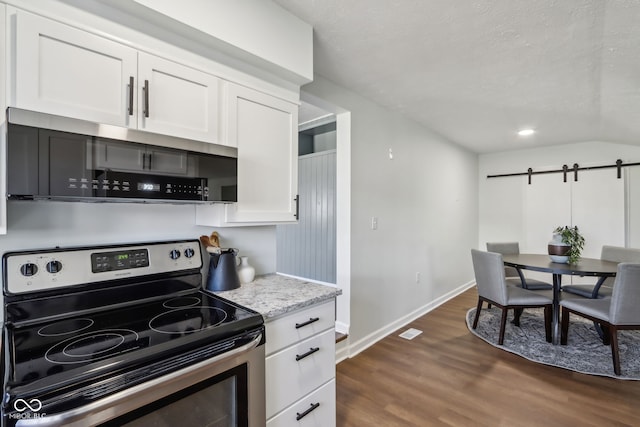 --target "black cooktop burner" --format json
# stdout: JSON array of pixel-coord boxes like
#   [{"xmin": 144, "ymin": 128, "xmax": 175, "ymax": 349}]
[
  {"xmin": 45, "ymin": 329, "xmax": 139, "ymax": 364},
  {"xmin": 37, "ymin": 318, "xmax": 94, "ymax": 336},
  {"xmin": 163, "ymin": 296, "xmax": 202, "ymax": 308},
  {"xmin": 149, "ymin": 306, "xmax": 227, "ymax": 334}
]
